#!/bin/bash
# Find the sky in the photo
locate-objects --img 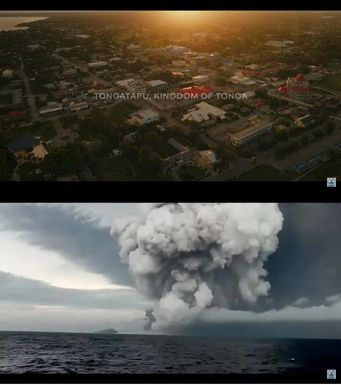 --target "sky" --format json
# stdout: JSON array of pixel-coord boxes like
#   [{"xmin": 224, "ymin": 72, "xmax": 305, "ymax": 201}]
[{"xmin": 1, "ymin": 203, "xmax": 341, "ymax": 337}]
